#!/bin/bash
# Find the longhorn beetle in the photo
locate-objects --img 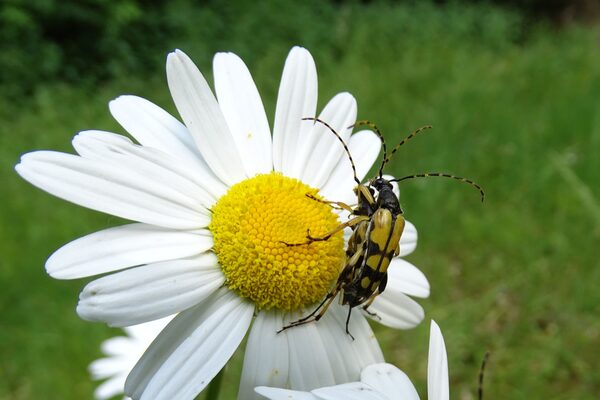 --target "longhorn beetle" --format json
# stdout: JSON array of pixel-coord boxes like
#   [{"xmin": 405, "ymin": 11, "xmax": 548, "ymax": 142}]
[{"xmin": 278, "ymin": 118, "xmax": 484, "ymax": 338}]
